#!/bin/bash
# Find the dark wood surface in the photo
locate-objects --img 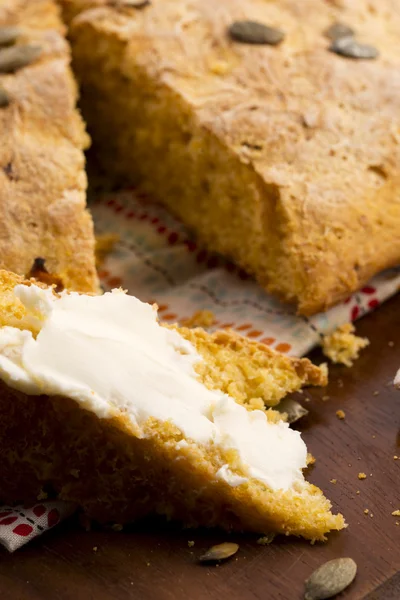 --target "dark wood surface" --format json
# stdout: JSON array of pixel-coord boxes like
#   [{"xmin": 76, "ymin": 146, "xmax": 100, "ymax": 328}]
[{"xmin": 0, "ymin": 295, "xmax": 399, "ymax": 600}]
